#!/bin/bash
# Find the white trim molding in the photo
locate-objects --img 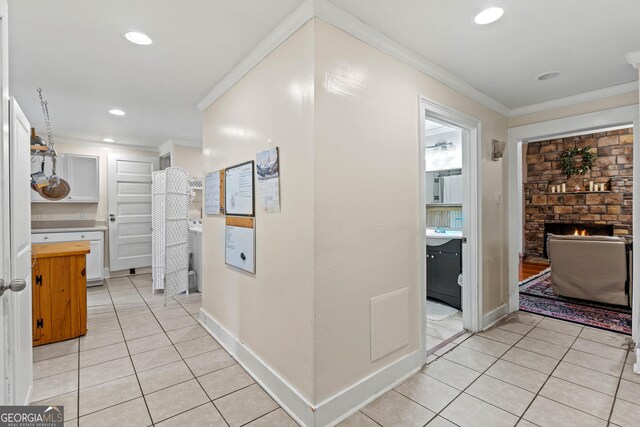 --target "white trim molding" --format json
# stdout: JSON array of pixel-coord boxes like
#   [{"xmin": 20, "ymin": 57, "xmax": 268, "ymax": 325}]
[
  {"xmin": 627, "ymin": 50, "xmax": 640, "ymax": 68},
  {"xmin": 507, "ymin": 104, "xmax": 640, "ymax": 345},
  {"xmin": 509, "ymin": 81, "xmax": 639, "ymax": 117},
  {"xmin": 482, "ymin": 304, "xmax": 508, "ymax": 330},
  {"xmin": 198, "ymin": 308, "xmax": 421, "ymax": 426},
  {"xmin": 197, "ymin": 0, "xmax": 314, "ymax": 111}
]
